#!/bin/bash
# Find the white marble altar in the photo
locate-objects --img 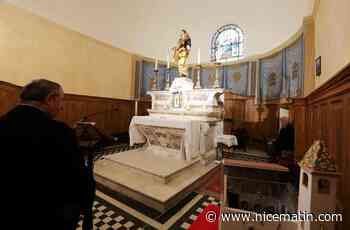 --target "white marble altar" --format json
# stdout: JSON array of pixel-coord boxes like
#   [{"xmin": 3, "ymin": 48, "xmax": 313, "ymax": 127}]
[
  {"xmin": 147, "ymin": 87, "xmax": 224, "ymax": 118},
  {"xmin": 130, "ymin": 115, "xmax": 223, "ymax": 161},
  {"xmin": 94, "ymin": 77, "xmax": 227, "ymax": 211},
  {"xmin": 130, "ymin": 80, "xmax": 225, "ymax": 161}
]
